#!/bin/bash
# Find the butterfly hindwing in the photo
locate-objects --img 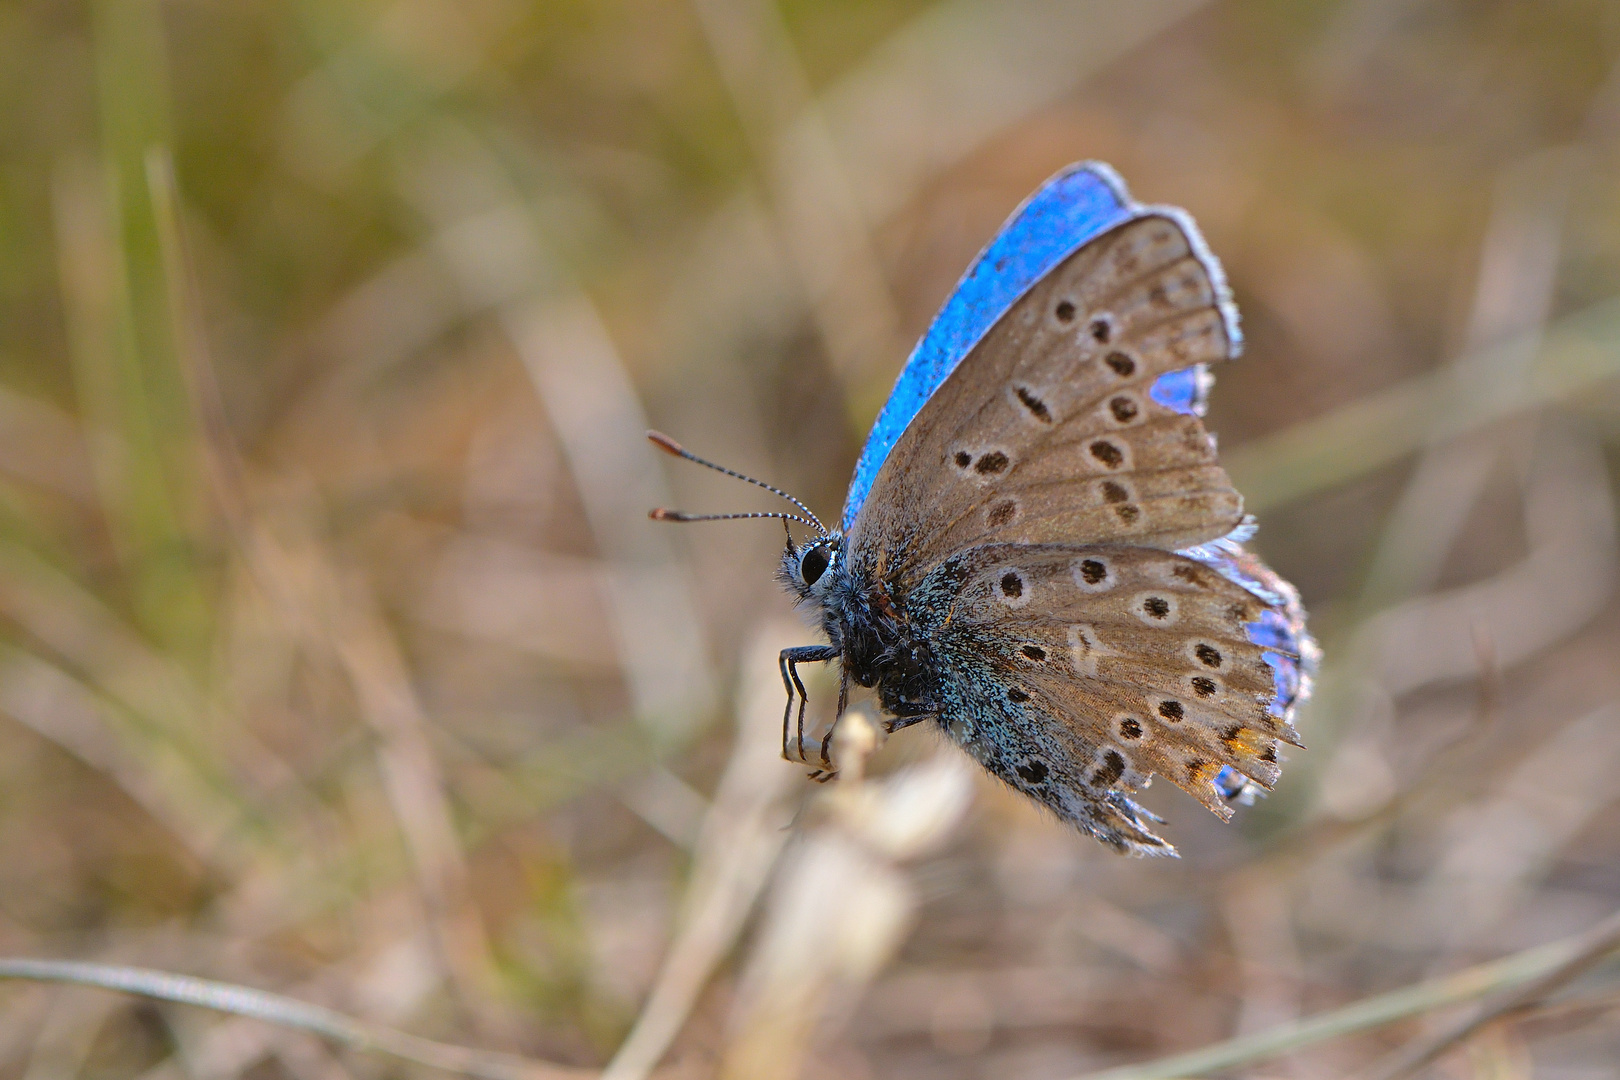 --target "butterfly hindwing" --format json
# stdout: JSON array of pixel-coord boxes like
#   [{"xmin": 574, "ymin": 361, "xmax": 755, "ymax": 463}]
[
  {"xmin": 909, "ymin": 543, "xmax": 1305, "ymax": 852},
  {"xmin": 849, "ymin": 213, "xmax": 1243, "ymax": 588}
]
